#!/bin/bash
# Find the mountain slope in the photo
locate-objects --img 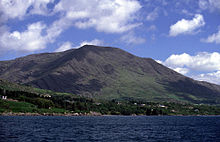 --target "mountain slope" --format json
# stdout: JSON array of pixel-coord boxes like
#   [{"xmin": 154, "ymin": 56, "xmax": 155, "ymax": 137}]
[{"xmin": 1, "ymin": 45, "xmax": 220, "ymax": 104}]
